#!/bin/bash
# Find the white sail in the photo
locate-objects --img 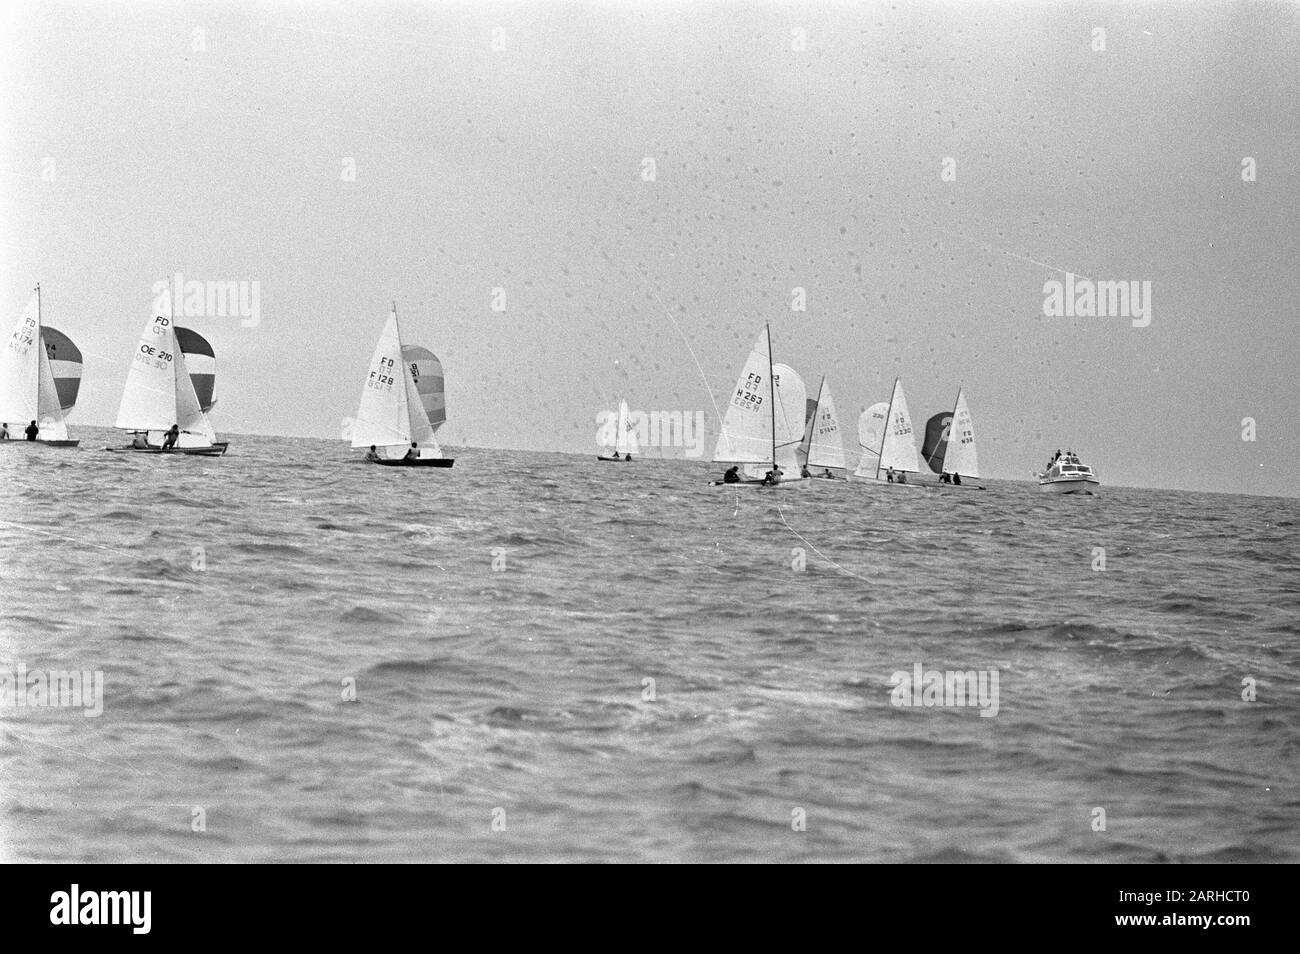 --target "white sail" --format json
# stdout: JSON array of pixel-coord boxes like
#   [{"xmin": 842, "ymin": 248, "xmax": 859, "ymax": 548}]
[
  {"xmin": 853, "ymin": 401, "xmax": 889, "ymax": 477},
  {"xmin": 615, "ymin": 399, "xmax": 639, "ymax": 456},
  {"xmin": 713, "ymin": 328, "xmax": 775, "ymax": 465},
  {"xmin": 879, "ymin": 379, "xmax": 920, "ymax": 474},
  {"xmin": 944, "ymin": 388, "xmax": 979, "ymax": 478},
  {"xmin": 35, "ymin": 343, "xmax": 68, "ymax": 440},
  {"xmin": 116, "ymin": 314, "xmax": 179, "ymax": 431},
  {"xmin": 771, "ymin": 363, "xmax": 806, "ymax": 475},
  {"xmin": 351, "ymin": 312, "xmax": 412, "ymax": 452},
  {"xmin": 805, "ymin": 379, "xmax": 847, "ymax": 470},
  {"xmin": 173, "ymin": 346, "xmax": 216, "ymax": 446},
  {"xmin": 0, "ymin": 292, "xmax": 41, "ymax": 427}
]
